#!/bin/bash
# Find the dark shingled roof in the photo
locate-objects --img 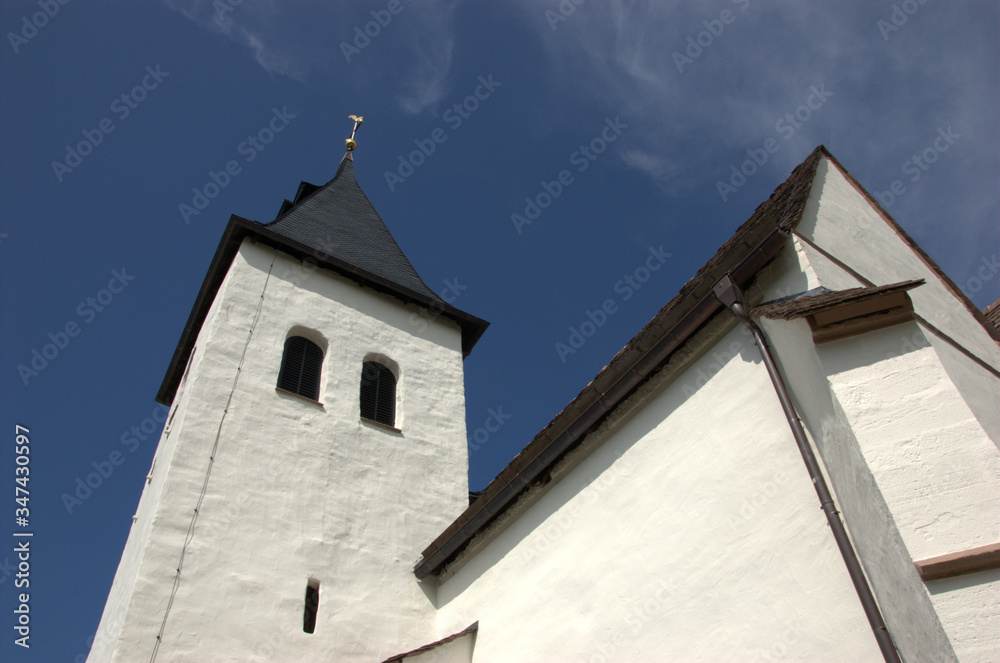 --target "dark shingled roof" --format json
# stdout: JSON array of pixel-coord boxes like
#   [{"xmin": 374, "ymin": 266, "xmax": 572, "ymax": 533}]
[
  {"xmin": 591, "ymin": 140, "xmax": 822, "ymax": 379},
  {"xmin": 751, "ymin": 280, "xmax": 924, "ymax": 320},
  {"xmin": 265, "ymin": 155, "xmax": 443, "ymax": 303},
  {"xmin": 156, "ymin": 153, "xmax": 488, "ymax": 405}
]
